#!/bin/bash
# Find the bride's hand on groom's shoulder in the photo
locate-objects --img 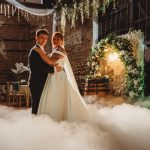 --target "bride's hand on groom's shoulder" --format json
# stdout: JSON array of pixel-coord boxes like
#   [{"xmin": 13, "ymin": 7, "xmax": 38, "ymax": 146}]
[{"xmin": 34, "ymin": 47, "xmax": 42, "ymax": 53}]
